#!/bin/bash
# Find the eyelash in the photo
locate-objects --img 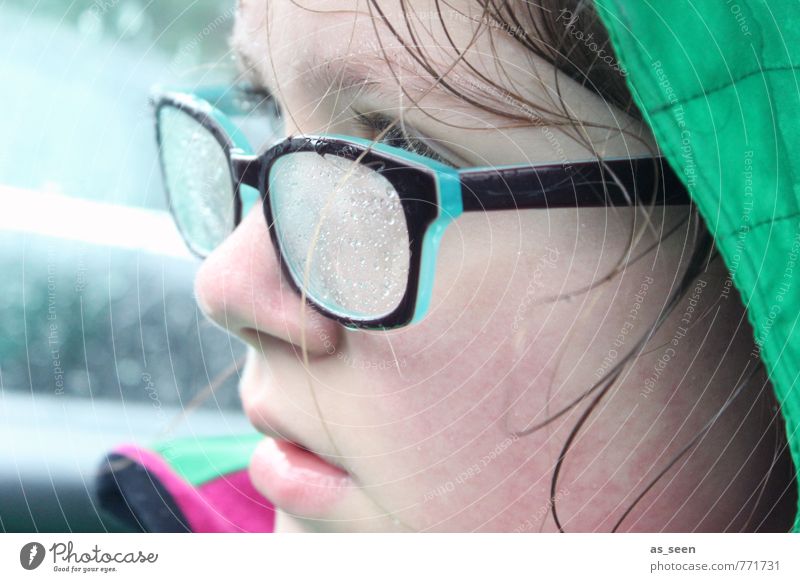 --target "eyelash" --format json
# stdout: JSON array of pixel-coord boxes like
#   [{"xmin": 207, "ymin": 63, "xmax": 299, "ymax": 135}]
[
  {"xmin": 354, "ymin": 112, "xmax": 455, "ymax": 167},
  {"xmin": 237, "ymin": 89, "xmax": 456, "ymax": 167}
]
